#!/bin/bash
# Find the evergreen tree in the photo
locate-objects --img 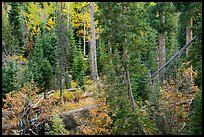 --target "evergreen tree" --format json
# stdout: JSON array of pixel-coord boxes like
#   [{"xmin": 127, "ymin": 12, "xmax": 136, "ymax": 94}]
[
  {"xmin": 190, "ymin": 90, "xmax": 202, "ymax": 135},
  {"xmin": 2, "ymin": 3, "xmax": 18, "ymax": 56},
  {"xmin": 148, "ymin": 2, "xmax": 176, "ymax": 82},
  {"xmin": 72, "ymin": 38, "xmax": 86, "ymax": 86},
  {"xmin": 8, "ymin": 2, "xmax": 24, "ymax": 55},
  {"xmin": 26, "ymin": 36, "xmax": 53, "ymax": 91},
  {"xmin": 2, "ymin": 59, "xmax": 20, "ymax": 98}
]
